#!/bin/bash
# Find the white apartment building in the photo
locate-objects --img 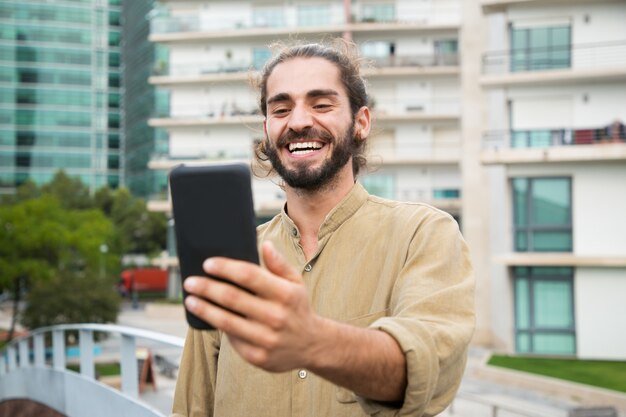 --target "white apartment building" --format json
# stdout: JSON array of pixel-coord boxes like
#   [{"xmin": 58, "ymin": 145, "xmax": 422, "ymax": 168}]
[
  {"xmin": 468, "ymin": 0, "xmax": 626, "ymax": 359},
  {"xmin": 147, "ymin": 0, "xmax": 464, "ymax": 220},
  {"xmin": 147, "ymin": 0, "xmax": 626, "ymax": 360}
]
